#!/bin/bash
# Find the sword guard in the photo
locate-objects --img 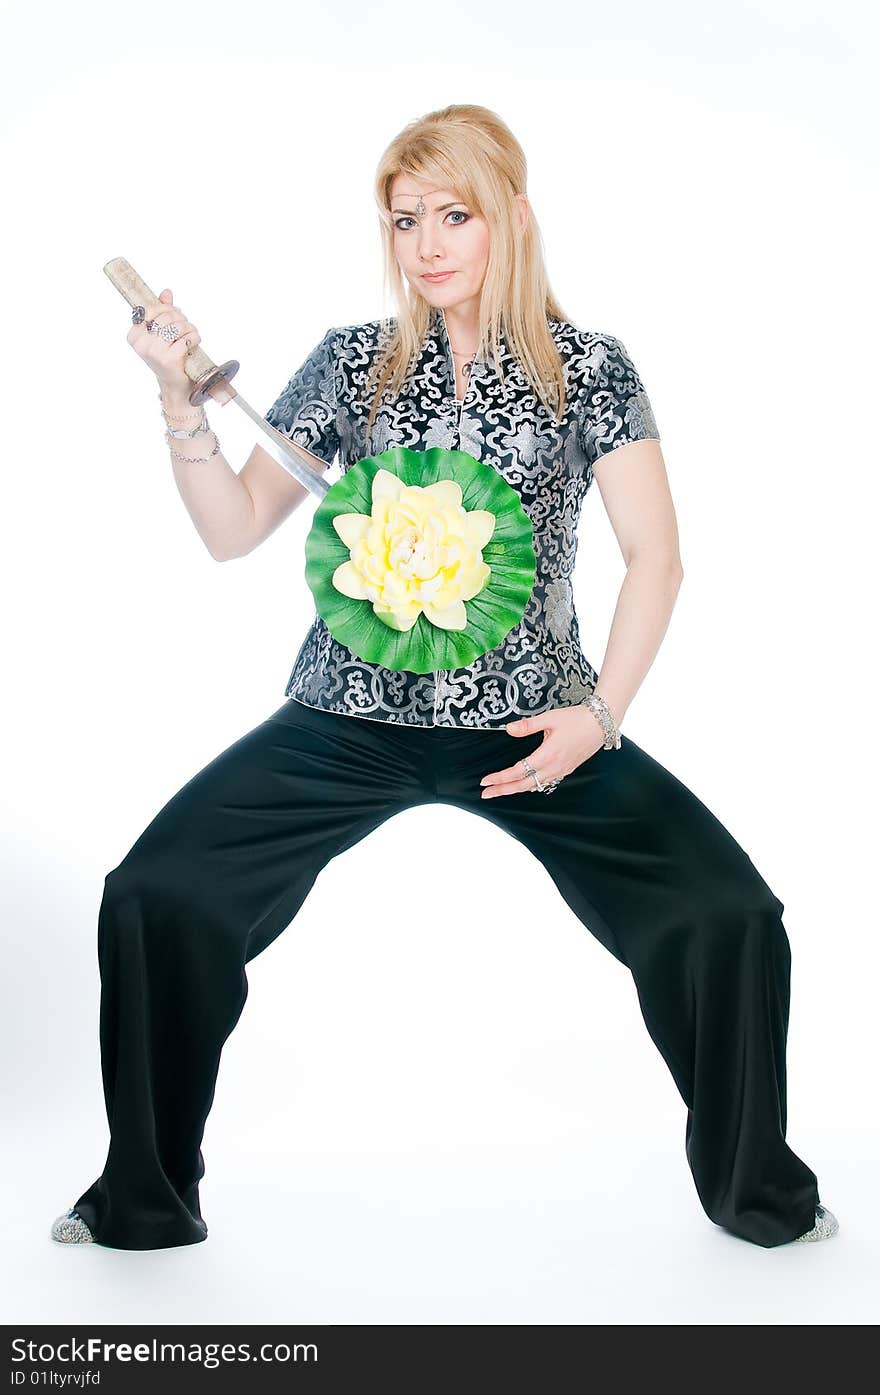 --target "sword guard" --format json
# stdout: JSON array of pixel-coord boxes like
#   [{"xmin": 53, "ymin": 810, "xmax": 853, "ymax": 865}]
[{"xmin": 185, "ymin": 359, "xmax": 240, "ymax": 406}]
